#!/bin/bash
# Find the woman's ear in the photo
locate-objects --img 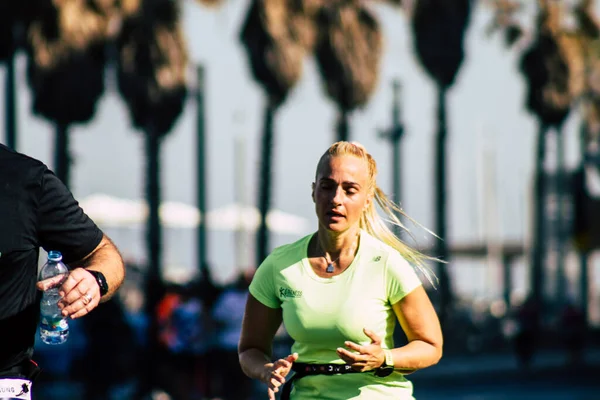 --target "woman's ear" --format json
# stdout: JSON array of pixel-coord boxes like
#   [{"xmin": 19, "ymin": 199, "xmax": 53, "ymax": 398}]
[
  {"xmin": 364, "ymin": 189, "xmax": 374, "ymax": 211},
  {"xmin": 311, "ymin": 182, "xmax": 315, "ymax": 202}
]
